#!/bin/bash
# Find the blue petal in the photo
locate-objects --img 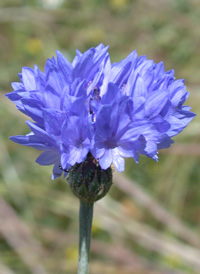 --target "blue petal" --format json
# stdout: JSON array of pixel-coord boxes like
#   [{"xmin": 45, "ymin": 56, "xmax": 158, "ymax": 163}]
[
  {"xmin": 95, "ymin": 105, "xmax": 113, "ymax": 137},
  {"xmin": 129, "ymin": 75, "xmax": 147, "ymax": 111},
  {"xmin": 43, "ymin": 109, "xmax": 65, "ymax": 136},
  {"xmin": 73, "ymin": 45, "xmax": 109, "ymax": 80},
  {"xmin": 34, "ymin": 64, "xmax": 44, "ymax": 90},
  {"xmin": 112, "ymin": 149, "xmax": 125, "ymax": 172},
  {"xmin": 5, "ymin": 90, "xmax": 24, "ymax": 102},
  {"xmin": 36, "ymin": 150, "xmax": 60, "ymax": 165},
  {"xmin": 157, "ymin": 136, "xmax": 174, "ymax": 149},
  {"xmin": 101, "ymin": 83, "xmax": 119, "ymax": 105},
  {"xmin": 60, "ymin": 152, "xmax": 69, "ymax": 170},
  {"xmin": 22, "ymin": 67, "xmax": 36, "ymax": 91},
  {"xmin": 67, "ymin": 146, "xmax": 88, "ymax": 166},
  {"xmin": 26, "ymin": 121, "xmax": 57, "ymax": 146},
  {"xmin": 99, "ymin": 149, "xmax": 112, "ymax": 170},
  {"xmin": 111, "ymin": 50, "xmax": 137, "ymax": 86},
  {"xmin": 10, "ymin": 135, "xmax": 54, "ymax": 150},
  {"xmin": 11, "ymin": 82, "xmax": 24, "ymax": 90},
  {"xmin": 152, "ymin": 115, "xmax": 171, "ymax": 133},
  {"xmin": 21, "ymin": 98, "xmax": 44, "ymax": 124},
  {"xmin": 145, "ymin": 90, "xmax": 169, "ymax": 118},
  {"xmin": 56, "ymin": 50, "xmax": 73, "ymax": 83},
  {"xmin": 52, "ymin": 163, "xmax": 63, "ymax": 179}
]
